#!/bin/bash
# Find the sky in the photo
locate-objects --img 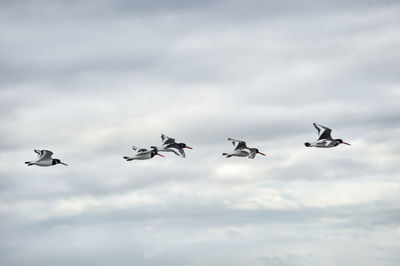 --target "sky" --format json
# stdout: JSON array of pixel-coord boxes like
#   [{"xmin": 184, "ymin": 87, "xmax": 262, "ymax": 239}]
[{"xmin": 1, "ymin": 0, "xmax": 400, "ymax": 265}]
